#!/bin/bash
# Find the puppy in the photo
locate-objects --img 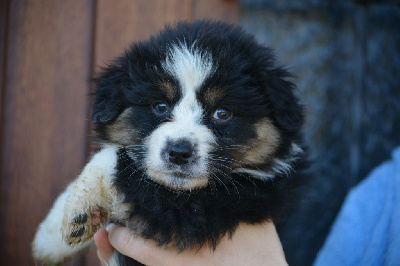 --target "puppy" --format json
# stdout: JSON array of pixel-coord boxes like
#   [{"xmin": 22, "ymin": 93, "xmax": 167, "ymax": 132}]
[{"xmin": 32, "ymin": 21, "xmax": 304, "ymax": 265}]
